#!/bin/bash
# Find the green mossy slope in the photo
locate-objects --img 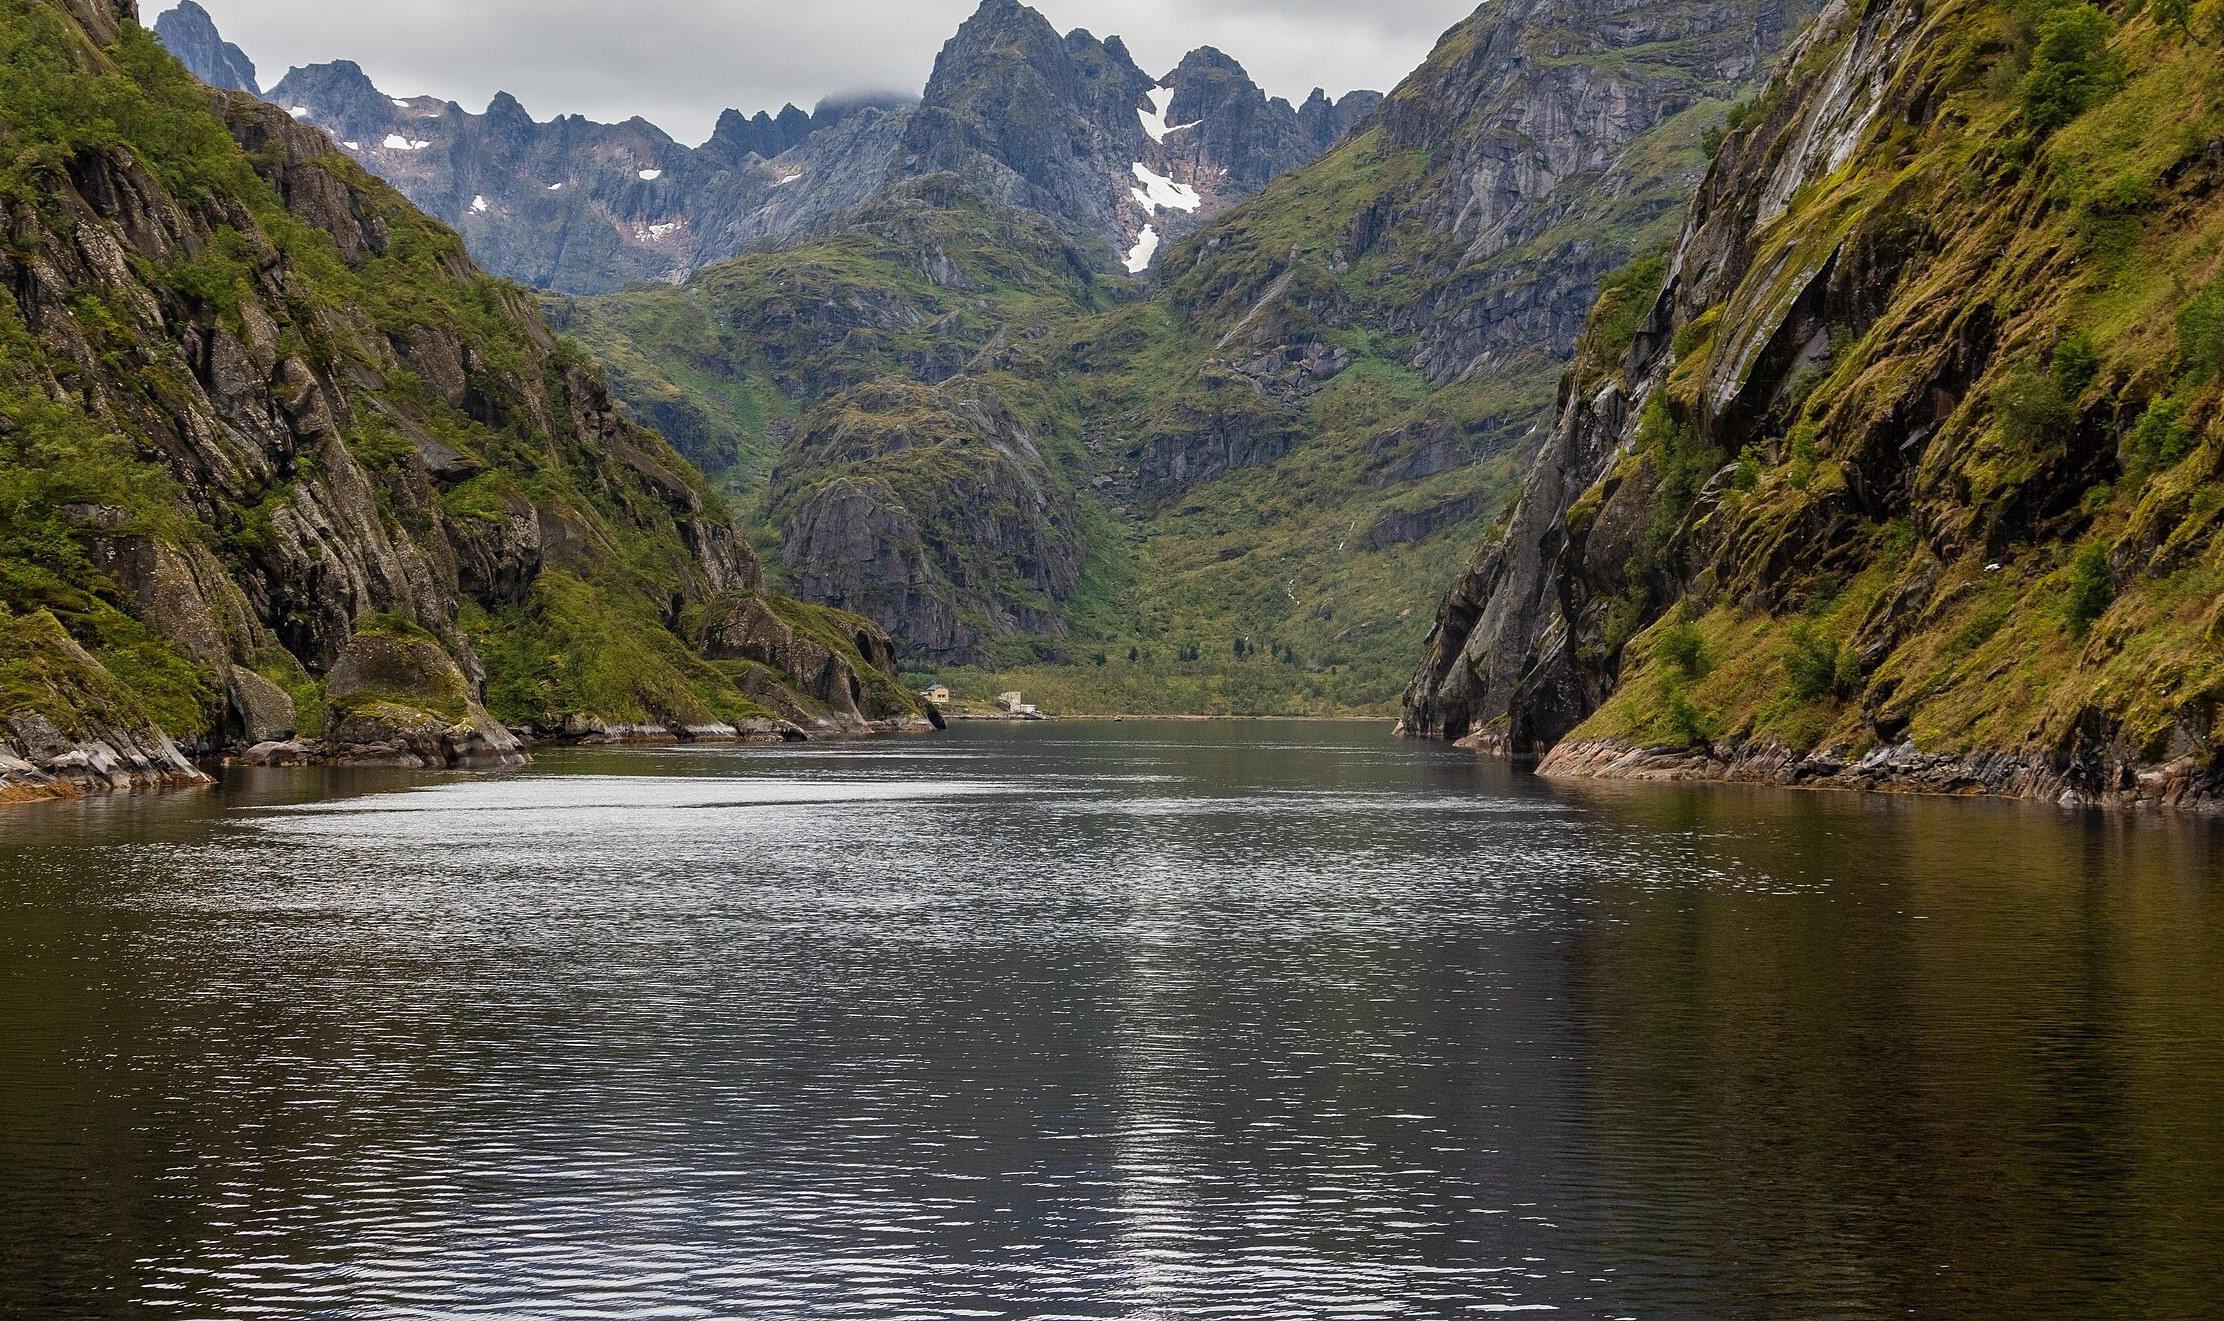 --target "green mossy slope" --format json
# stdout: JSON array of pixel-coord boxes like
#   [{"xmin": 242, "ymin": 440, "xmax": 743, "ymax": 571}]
[
  {"xmin": 0, "ymin": 0, "xmax": 923, "ymax": 784},
  {"xmin": 1408, "ymin": 0, "xmax": 2224, "ymax": 807}
]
